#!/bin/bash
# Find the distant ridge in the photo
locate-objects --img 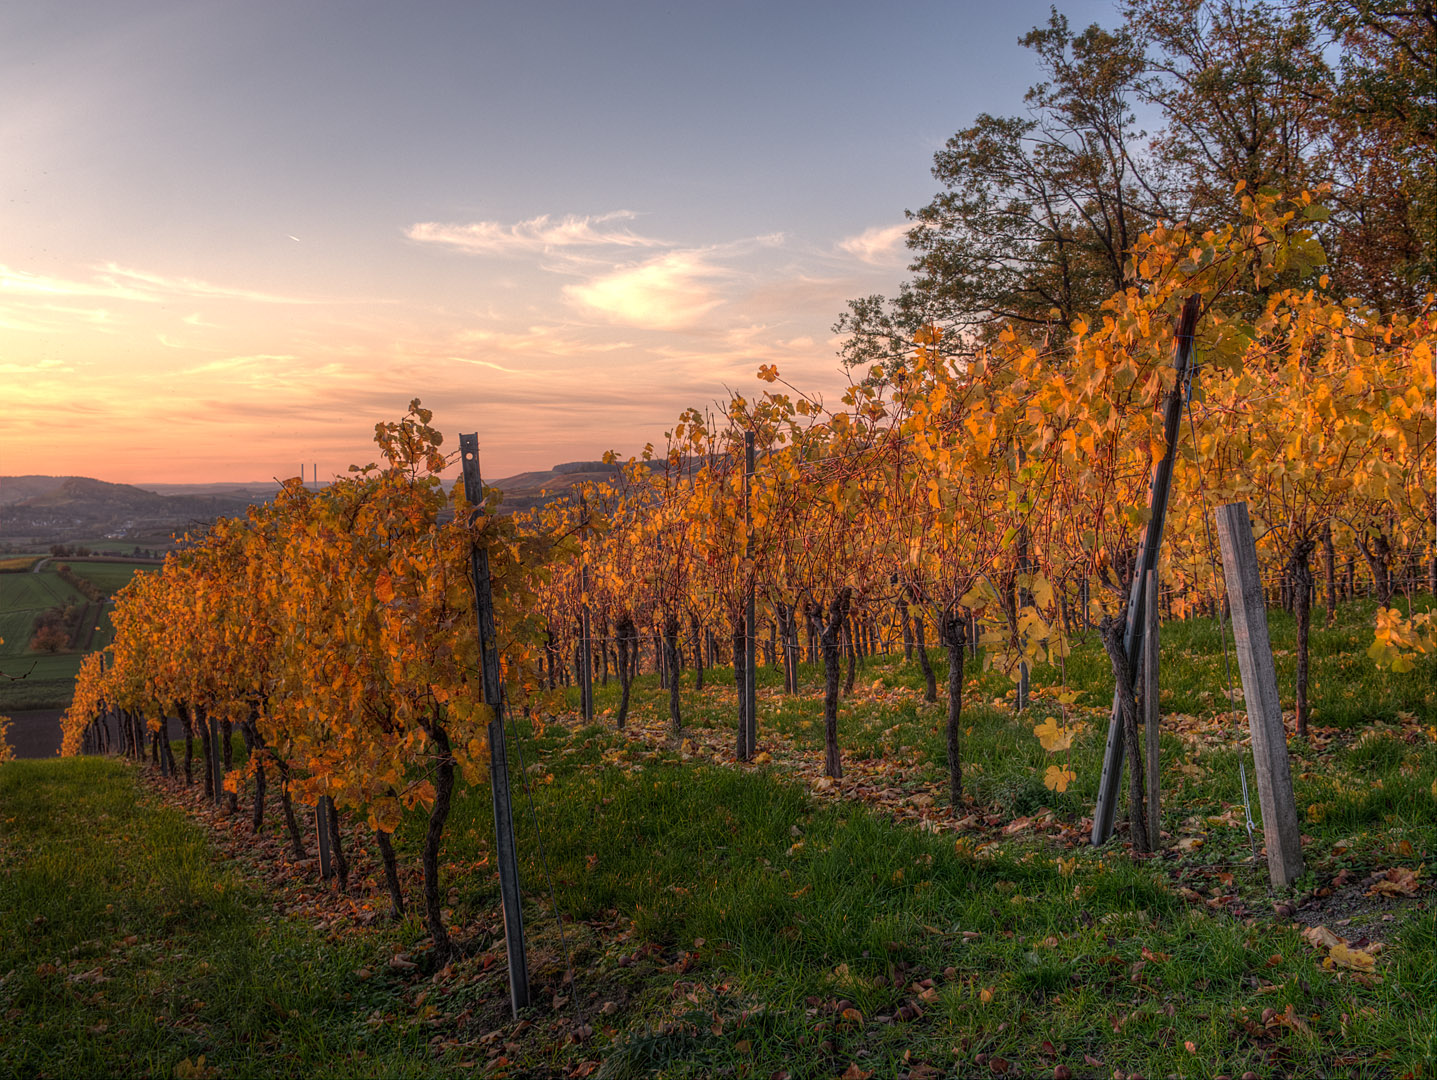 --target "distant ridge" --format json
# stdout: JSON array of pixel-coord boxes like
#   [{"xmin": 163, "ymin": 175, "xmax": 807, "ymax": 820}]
[
  {"xmin": 0, "ymin": 460, "xmax": 636, "ymax": 542},
  {"xmin": 0, "ymin": 476, "xmax": 257, "ymax": 544}
]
